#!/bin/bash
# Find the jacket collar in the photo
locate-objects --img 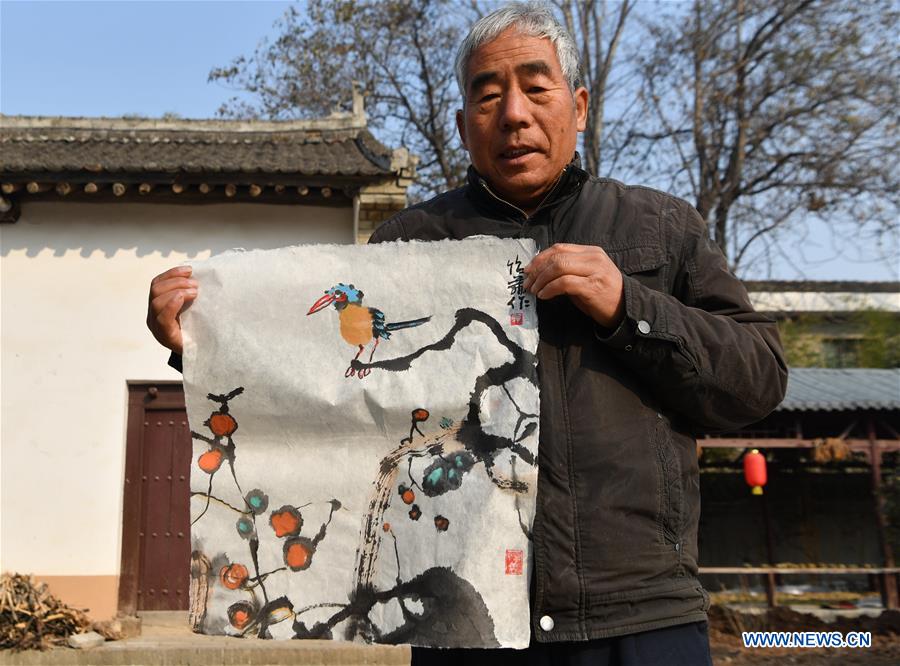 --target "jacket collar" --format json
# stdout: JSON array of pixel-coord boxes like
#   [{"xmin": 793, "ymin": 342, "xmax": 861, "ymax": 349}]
[{"xmin": 465, "ymin": 153, "xmax": 588, "ymax": 221}]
